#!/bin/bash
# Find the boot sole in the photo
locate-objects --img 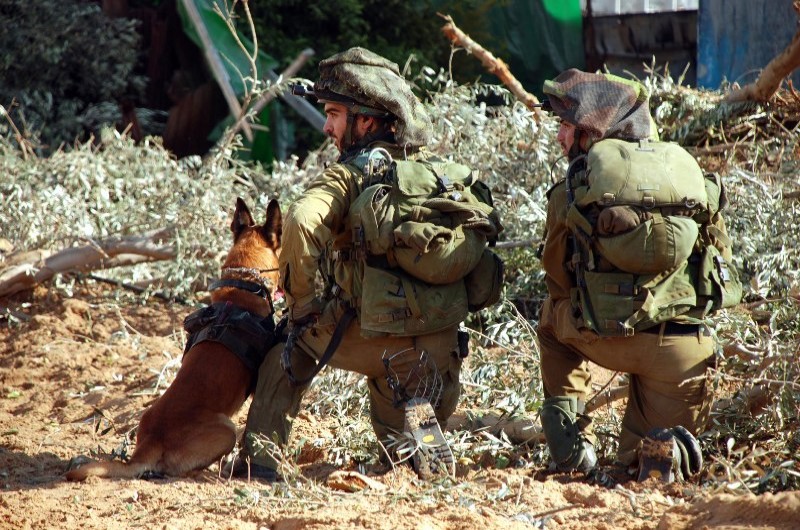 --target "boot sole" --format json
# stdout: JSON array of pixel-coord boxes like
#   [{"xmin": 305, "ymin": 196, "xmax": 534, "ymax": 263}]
[
  {"xmin": 404, "ymin": 398, "xmax": 455, "ymax": 480},
  {"xmin": 638, "ymin": 427, "xmax": 677, "ymax": 483},
  {"xmin": 672, "ymin": 425, "xmax": 702, "ymax": 477}
]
